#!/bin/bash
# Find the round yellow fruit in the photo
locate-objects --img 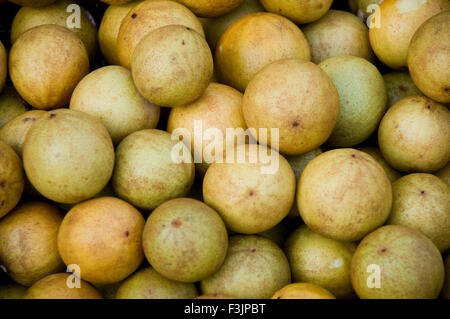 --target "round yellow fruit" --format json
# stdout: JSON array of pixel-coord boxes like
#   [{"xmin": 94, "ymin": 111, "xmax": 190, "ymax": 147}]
[
  {"xmin": 175, "ymin": 0, "xmax": 244, "ymax": 17},
  {"xmin": 24, "ymin": 273, "xmax": 102, "ymax": 299},
  {"xmin": 0, "ymin": 202, "xmax": 64, "ymax": 286},
  {"xmin": 132, "ymin": 25, "xmax": 213, "ymax": 107},
  {"xmin": 70, "ymin": 65, "xmax": 160, "ymax": 145},
  {"xmin": 260, "ymin": 0, "xmax": 333, "ymax": 24},
  {"xmin": 303, "ymin": 10, "xmax": 375, "ymax": 64},
  {"xmin": 23, "ymin": 109, "xmax": 115, "ymax": 204},
  {"xmin": 272, "ymin": 283, "xmax": 336, "ymax": 299},
  {"xmin": 369, "ymin": 0, "xmax": 450, "ymax": 69},
  {"xmin": 0, "ymin": 86, "xmax": 27, "ymax": 129},
  {"xmin": 9, "ymin": 25, "xmax": 89, "ymax": 110},
  {"xmin": 11, "ymin": 0, "xmax": 97, "ymax": 60},
  {"xmin": 242, "ymin": 58, "xmax": 339, "ymax": 155},
  {"xmin": 298, "ymin": 149, "xmax": 392, "ymax": 242},
  {"xmin": 117, "ymin": 0, "xmax": 204, "ymax": 69},
  {"xmin": 378, "ymin": 95, "xmax": 450, "ymax": 173},
  {"xmin": 167, "ymin": 82, "xmax": 246, "ymax": 177},
  {"xmin": 57, "ymin": 197, "xmax": 145, "ymax": 285},
  {"xmin": 203, "ymin": 144, "xmax": 296, "ymax": 234},
  {"xmin": 408, "ymin": 10, "xmax": 450, "ymax": 103},
  {"xmin": 215, "ymin": 12, "xmax": 310, "ymax": 92}
]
